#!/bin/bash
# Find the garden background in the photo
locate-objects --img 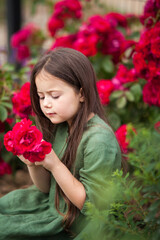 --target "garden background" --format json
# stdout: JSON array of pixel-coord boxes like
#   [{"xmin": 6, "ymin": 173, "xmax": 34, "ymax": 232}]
[{"xmin": 0, "ymin": 0, "xmax": 160, "ymax": 239}]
